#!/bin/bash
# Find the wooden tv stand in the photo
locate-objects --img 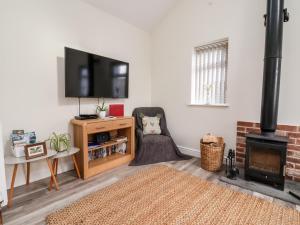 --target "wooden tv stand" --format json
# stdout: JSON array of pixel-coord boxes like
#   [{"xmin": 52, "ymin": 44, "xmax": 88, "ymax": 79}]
[{"xmin": 71, "ymin": 117, "xmax": 135, "ymax": 179}]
